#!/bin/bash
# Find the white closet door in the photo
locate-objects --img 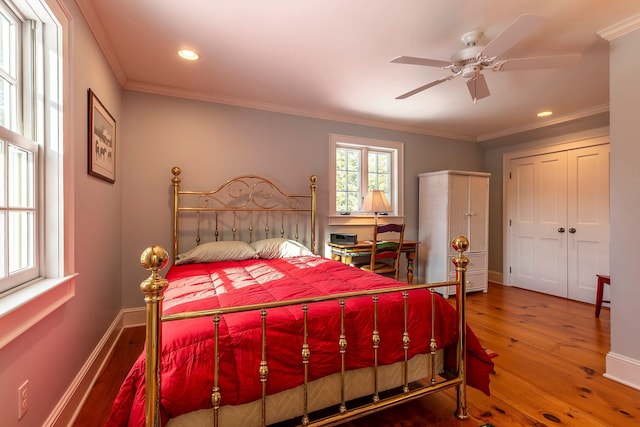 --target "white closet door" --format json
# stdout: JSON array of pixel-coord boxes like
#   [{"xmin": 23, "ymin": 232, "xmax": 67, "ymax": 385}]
[
  {"xmin": 510, "ymin": 152, "xmax": 568, "ymax": 297},
  {"xmin": 509, "ymin": 144, "xmax": 610, "ymax": 303},
  {"xmin": 567, "ymin": 145, "xmax": 610, "ymax": 302}
]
